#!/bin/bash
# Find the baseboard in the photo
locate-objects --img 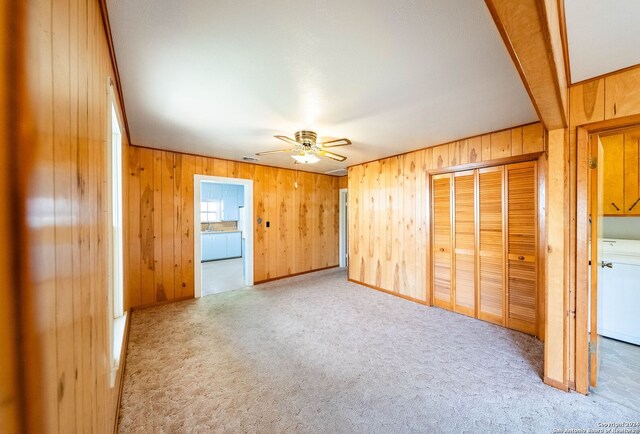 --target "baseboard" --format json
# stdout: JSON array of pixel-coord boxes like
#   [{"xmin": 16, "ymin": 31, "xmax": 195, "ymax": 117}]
[
  {"xmin": 254, "ymin": 265, "xmax": 339, "ymax": 285},
  {"xmin": 130, "ymin": 295, "xmax": 193, "ymax": 311},
  {"xmin": 347, "ymin": 278, "xmax": 430, "ymax": 306},
  {"xmin": 543, "ymin": 376, "xmax": 569, "ymax": 392},
  {"xmin": 113, "ymin": 310, "xmax": 132, "ymax": 434}
]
